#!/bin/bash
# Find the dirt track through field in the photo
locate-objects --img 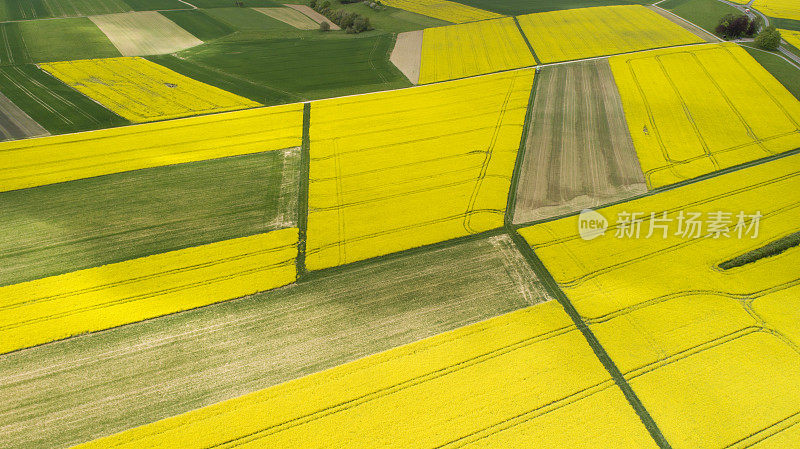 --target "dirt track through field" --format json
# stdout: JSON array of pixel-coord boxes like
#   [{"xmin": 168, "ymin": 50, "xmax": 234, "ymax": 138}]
[
  {"xmin": 0, "ymin": 235, "xmax": 551, "ymax": 449},
  {"xmin": 390, "ymin": 30, "xmax": 422, "ymax": 84},
  {"xmin": 90, "ymin": 11, "xmax": 203, "ymax": 56},
  {"xmin": 285, "ymin": 4, "xmax": 340, "ymax": 30},
  {"xmin": 513, "ymin": 59, "xmax": 647, "ymax": 223},
  {"xmin": 647, "ymin": 5, "xmax": 721, "ymax": 43},
  {"xmin": 0, "ymin": 91, "xmax": 49, "ymax": 141},
  {"xmin": 254, "ymin": 7, "xmax": 319, "ymax": 30}
]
